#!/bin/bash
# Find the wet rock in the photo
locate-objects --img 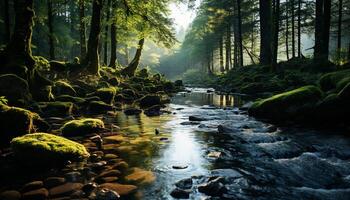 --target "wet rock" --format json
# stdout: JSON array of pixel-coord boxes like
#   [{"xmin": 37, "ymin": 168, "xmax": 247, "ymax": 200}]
[
  {"xmin": 96, "ymin": 177, "xmax": 119, "ymax": 184},
  {"xmin": 39, "ymin": 102, "xmax": 74, "ymax": 117},
  {"xmin": 124, "ymin": 108, "xmax": 142, "ymax": 115},
  {"xmin": 22, "ymin": 188, "xmax": 48, "ymax": 200},
  {"xmin": 82, "ymin": 182, "xmax": 98, "ymax": 195},
  {"xmin": 93, "ymin": 87, "xmax": 117, "ymax": 104},
  {"xmin": 207, "ymin": 151, "xmax": 222, "ymax": 159},
  {"xmin": 170, "ymin": 188, "xmax": 190, "ymax": 199},
  {"xmin": 139, "ymin": 95, "xmax": 161, "ymax": 108},
  {"xmin": 90, "ymin": 161, "xmax": 108, "ymax": 170},
  {"xmin": 99, "ymin": 183, "xmax": 137, "ymax": 196},
  {"xmin": 95, "ymin": 188, "xmax": 120, "ymax": 200},
  {"xmin": 172, "ymin": 165, "xmax": 188, "ymax": 170},
  {"xmin": 266, "ymin": 125, "xmax": 277, "ymax": 132},
  {"xmin": 44, "ymin": 177, "xmax": 66, "ymax": 189},
  {"xmin": 125, "ymin": 168, "xmax": 156, "ymax": 185},
  {"xmin": 56, "ymin": 95, "xmax": 86, "ymax": 105},
  {"xmin": 96, "ymin": 170, "xmax": 121, "ymax": 178},
  {"xmin": 11, "ymin": 133, "xmax": 89, "ymax": 164},
  {"xmin": 0, "ymin": 190, "xmax": 21, "ymax": 200},
  {"xmin": 49, "ymin": 182, "xmax": 83, "ymax": 198},
  {"xmin": 53, "ymin": 80, "xmax": 77, "ymax": 97},
  {"xmin": 175, "ymin": 178, "xmax": 193, "ymax": 190},
  {"xmin": 217, "ymin": 125, "xmax": 239, "ymax": 133},
  {"xmin": 144, "ymin": 105, "xmax": 162, "ymax": 116},
  {"xmin": 104, "ymin": 154, "xmax": 118, "ymax": 160},
  {"xmin": 89, "ymin": 101, "xmax": 114, "ymax": 114},
  {"xmin": 189, "ymin": 116, "xmax": 207, "ymax": 121},
  {"xmin": 21, "ymin": 181, "xmax": 44, "ymax": 193},
  {"xmin": 180, "ymin": 121, "xmax": 200, "ymax": 126},
  {"xmin": 65, "ymin": 171, "xmax": 81, "ymax": 182},
  {"xmin": 210, "ymin": 169, "xmax": 242, "ymax": 179},
  {"xmin": 198, "ymin": 177, "xmax": 227, "ymax": 197},
  {"xmin": 61, "ymin": 118, "xmax": 105, "ymax": 137}
]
